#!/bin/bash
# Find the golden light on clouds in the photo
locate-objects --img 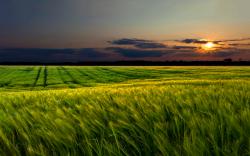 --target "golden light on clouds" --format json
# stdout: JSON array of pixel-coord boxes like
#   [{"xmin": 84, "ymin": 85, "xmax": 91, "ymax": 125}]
[{"xmin": 202, "ymin": 42, "xmax": 215, "ymax": 51}]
